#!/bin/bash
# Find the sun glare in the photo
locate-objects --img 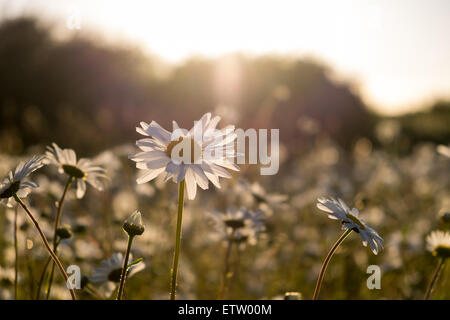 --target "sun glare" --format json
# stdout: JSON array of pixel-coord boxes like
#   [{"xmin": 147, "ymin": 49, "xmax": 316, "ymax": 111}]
[{"xmin": 3, "ymin": 0, "xmax": 450, "ymax": 114}]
